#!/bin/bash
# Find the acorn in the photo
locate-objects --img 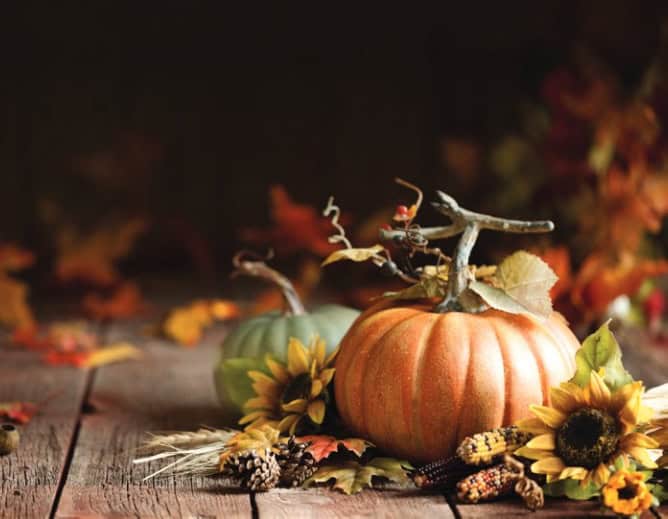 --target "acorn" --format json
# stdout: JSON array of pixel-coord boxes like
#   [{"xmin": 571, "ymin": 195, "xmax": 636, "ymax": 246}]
[{"xmin": 0, "ymin": 423, "xmax": 20, "ymax": 455}]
